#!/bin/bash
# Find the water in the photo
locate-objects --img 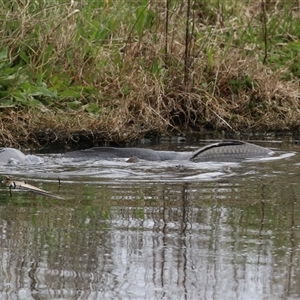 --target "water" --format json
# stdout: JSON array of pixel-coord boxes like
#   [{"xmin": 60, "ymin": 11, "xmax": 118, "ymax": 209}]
[{"xmin": 0, "ymin": 140, "xmax": 300, "ymax": 299}]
